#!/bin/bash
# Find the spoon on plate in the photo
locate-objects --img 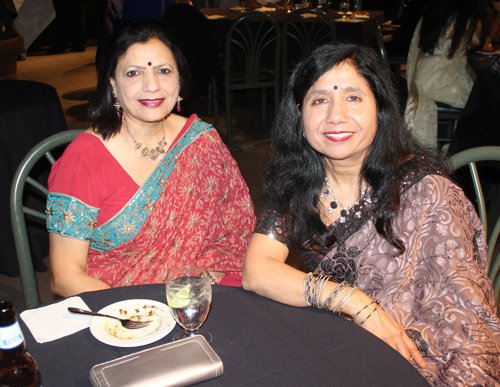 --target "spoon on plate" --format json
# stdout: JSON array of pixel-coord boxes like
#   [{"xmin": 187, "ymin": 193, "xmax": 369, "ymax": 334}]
[{"xmin": 68, "ymin": 307, "xmax": 153, "ymax": 329}]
